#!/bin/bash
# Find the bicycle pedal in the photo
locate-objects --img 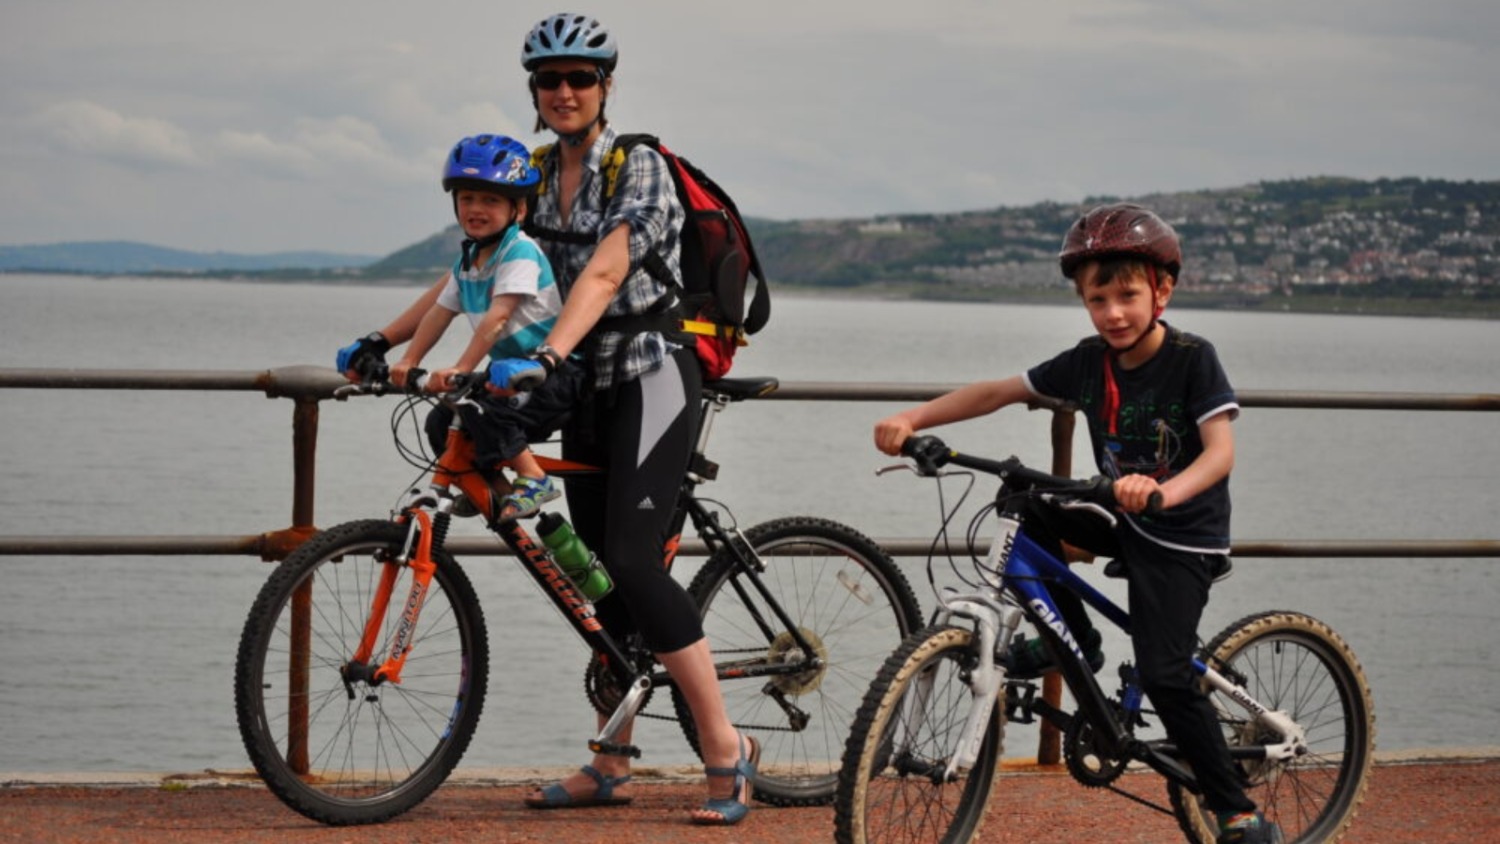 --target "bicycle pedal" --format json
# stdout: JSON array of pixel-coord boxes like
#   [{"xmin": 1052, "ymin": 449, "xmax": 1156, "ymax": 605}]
[
  {"xmin": 588, "ymin": 740, "xmax": 641, "ymax": 759},
  {"xmin": 1004, "ymin": 680, "xmax": 1039, "ymax": 725}
]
